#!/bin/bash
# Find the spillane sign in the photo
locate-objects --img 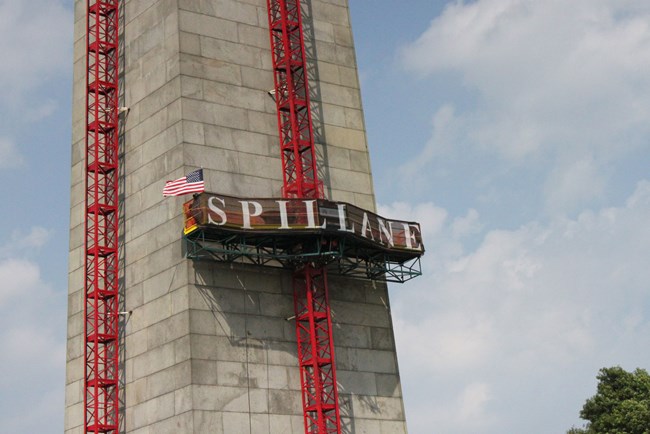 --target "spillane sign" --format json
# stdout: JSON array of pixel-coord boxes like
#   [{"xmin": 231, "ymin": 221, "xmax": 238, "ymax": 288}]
[{"xmin": 184, "ymin": 192, "xmax": 424, "ymax": 254}]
